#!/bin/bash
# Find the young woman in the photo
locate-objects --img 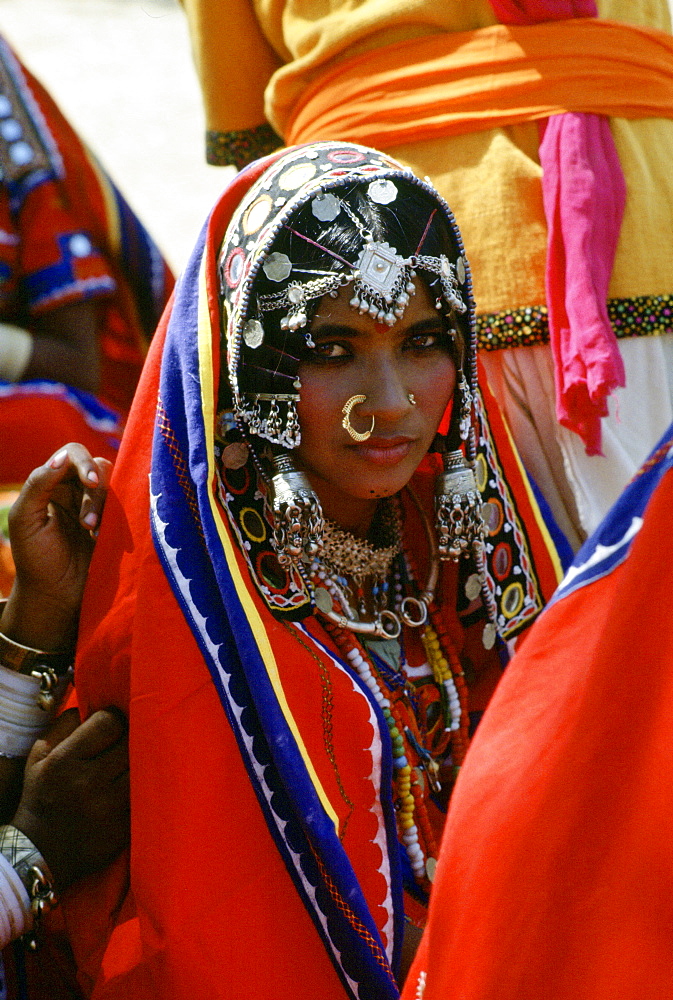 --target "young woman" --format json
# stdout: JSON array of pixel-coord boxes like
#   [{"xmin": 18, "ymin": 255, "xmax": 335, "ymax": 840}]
[{"xmin": 46, "ymin": 142, "xmax": 561, "ymax": 999}]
